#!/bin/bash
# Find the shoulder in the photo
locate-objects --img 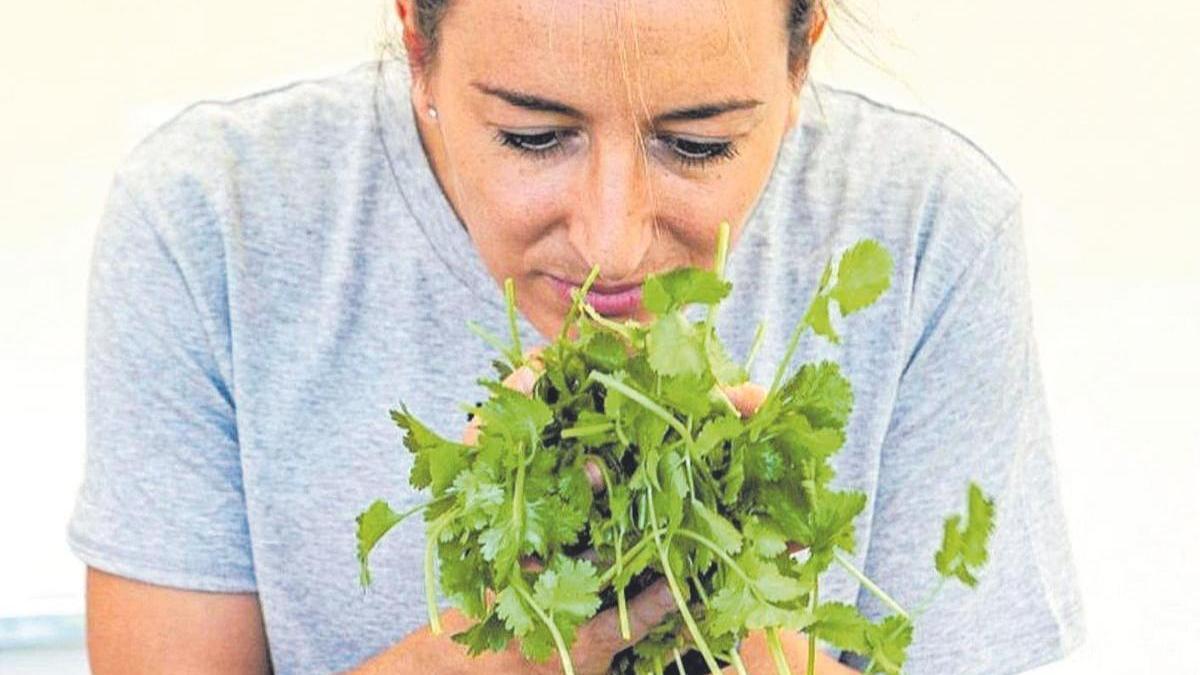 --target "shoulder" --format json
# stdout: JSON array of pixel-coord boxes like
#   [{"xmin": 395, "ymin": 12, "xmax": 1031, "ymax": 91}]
[
  {"xmin": 794, "ymin": 82, "xmax": 1022, "ymax": 252},
  {"xmin": 111, "ymin": 61, "xmax": 385, "ymax": 233}
]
